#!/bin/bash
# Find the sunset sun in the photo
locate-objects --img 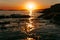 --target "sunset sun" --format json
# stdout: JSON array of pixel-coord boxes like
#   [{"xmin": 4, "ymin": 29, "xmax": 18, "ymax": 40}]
[
  {"xmin": 24, "ymin": 2, "xmax": 37, "ymax": 16},
  {"xmin": 27, "ymin": 3, "xmax": 35, "ymax": 10},
  {"xmin": 25, "ymin": 2, "xmax": 37, "ymax": 10}
]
